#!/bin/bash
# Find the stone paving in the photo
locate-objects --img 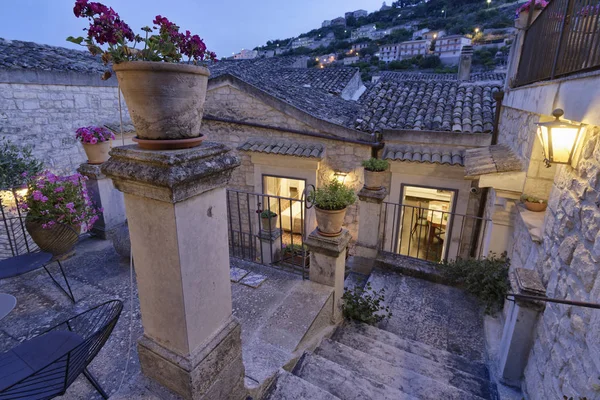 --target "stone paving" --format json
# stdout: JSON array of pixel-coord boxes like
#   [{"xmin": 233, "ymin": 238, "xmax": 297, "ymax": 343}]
[{"xmin": 0, "ymin": 237, "xmax": 333, "ymax": 399}]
